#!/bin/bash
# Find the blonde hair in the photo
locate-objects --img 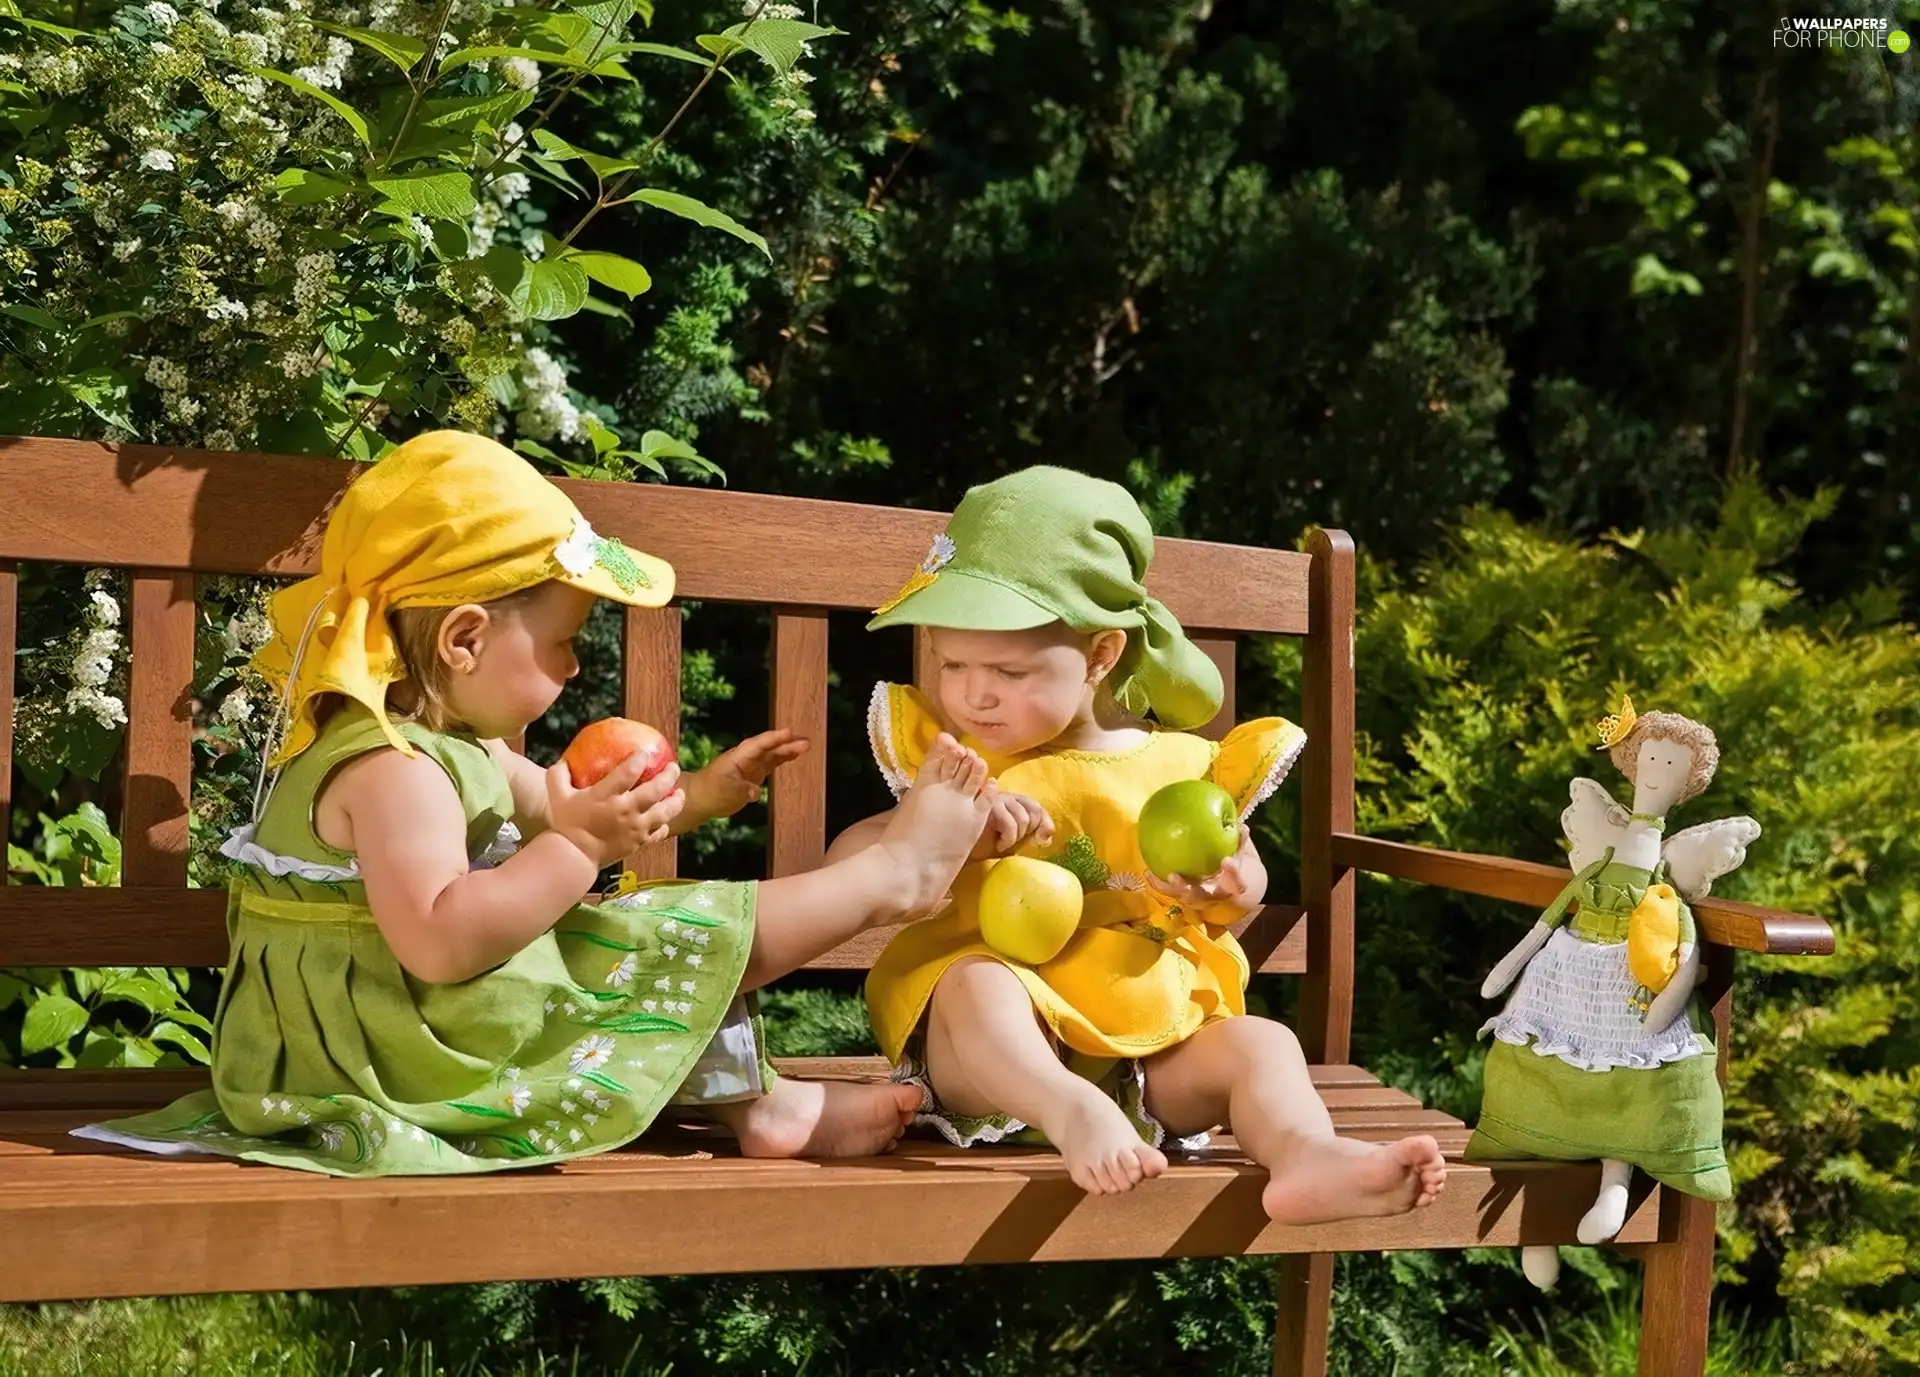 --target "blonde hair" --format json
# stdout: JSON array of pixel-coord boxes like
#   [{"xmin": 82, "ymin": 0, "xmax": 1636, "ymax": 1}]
[
  {"xmin": 1609, "ymin": 710, "xmax": 1720, "ymax": 805},
  {"xmin": 386, "ymin": 585, "xmax": 545, "ymax": 734}
]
